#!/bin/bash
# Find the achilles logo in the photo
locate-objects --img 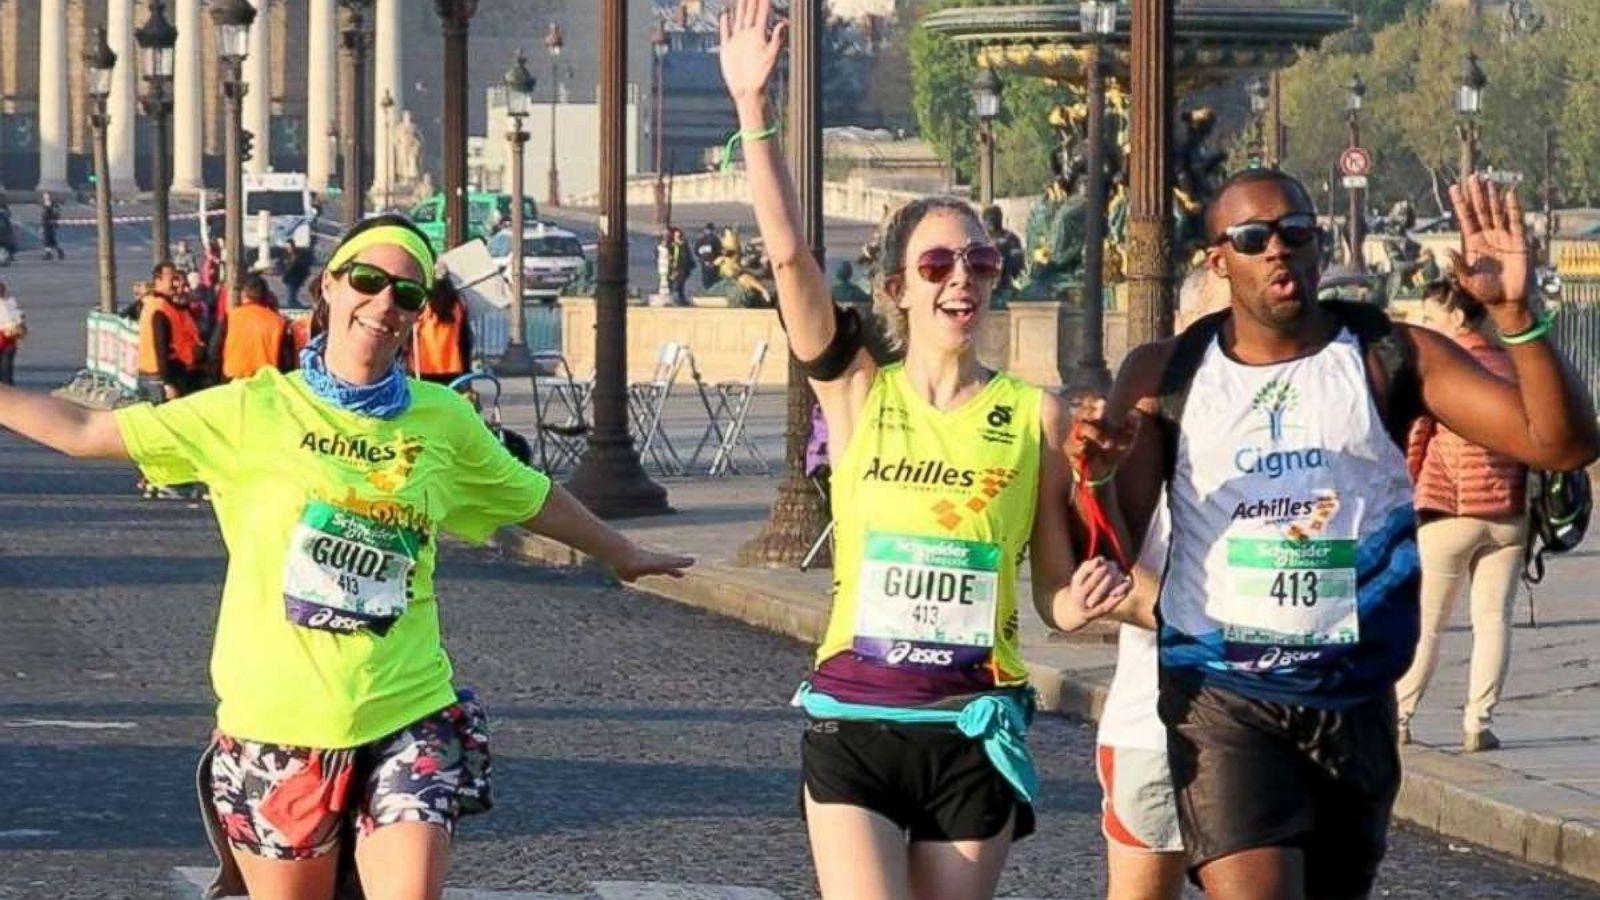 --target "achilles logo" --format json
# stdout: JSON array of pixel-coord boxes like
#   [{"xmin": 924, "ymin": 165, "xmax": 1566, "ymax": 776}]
[
  {"xmin": 885, "ymin": 641, "xmax": 955, "ymax": 666},
  {"xmin": 1255, "ymin": 646, "xmax": 1323, "ymax": 670},
  {"xmin": 863, "ymin": 457, "xmax": 976, "ymax": 488},
  {"xmin": 987, "ymin": 405, "xmax": 1014, "ymax": 428}
]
